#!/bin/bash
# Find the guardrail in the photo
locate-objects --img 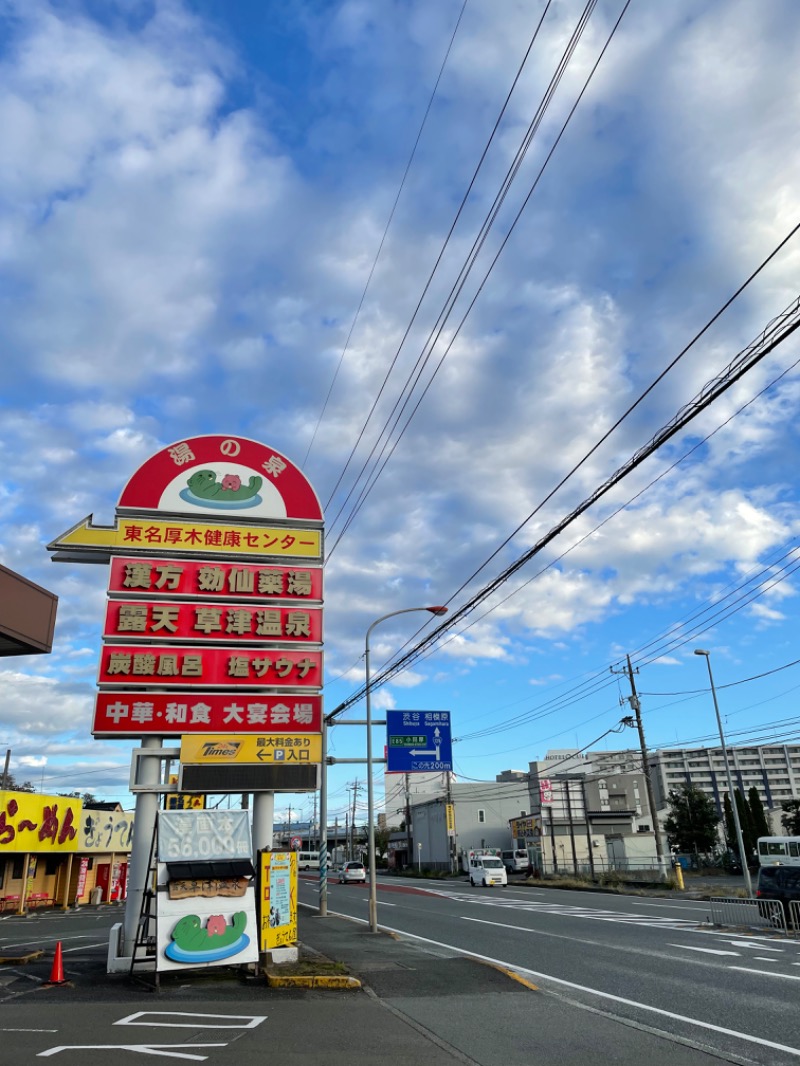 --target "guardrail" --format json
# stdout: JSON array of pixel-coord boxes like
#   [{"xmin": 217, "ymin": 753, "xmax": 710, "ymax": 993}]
[
  {"xmin": 788, "ymin": 900, "xmax": 800, "ymax": 938},
  {"xmin": 708, "ymin": 896, "xmax": 786, "ymax": 934}
]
